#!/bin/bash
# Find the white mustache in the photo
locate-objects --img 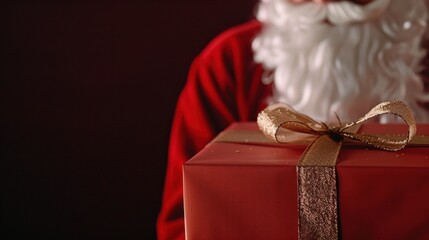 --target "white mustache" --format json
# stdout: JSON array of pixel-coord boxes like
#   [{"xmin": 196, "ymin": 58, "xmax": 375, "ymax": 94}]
[{"xmin": 264, "ymin": 0, "xmax": 390, "ymax": 25}]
